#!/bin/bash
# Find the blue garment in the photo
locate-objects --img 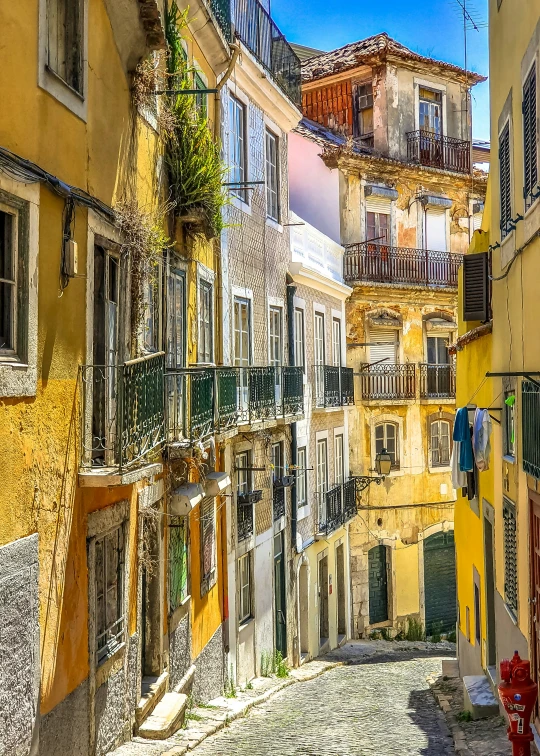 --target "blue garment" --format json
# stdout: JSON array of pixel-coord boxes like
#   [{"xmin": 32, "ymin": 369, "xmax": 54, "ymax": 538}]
[{"xmin": 454, "ymin": 407, "xmax": 473, "ymax": 472}]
